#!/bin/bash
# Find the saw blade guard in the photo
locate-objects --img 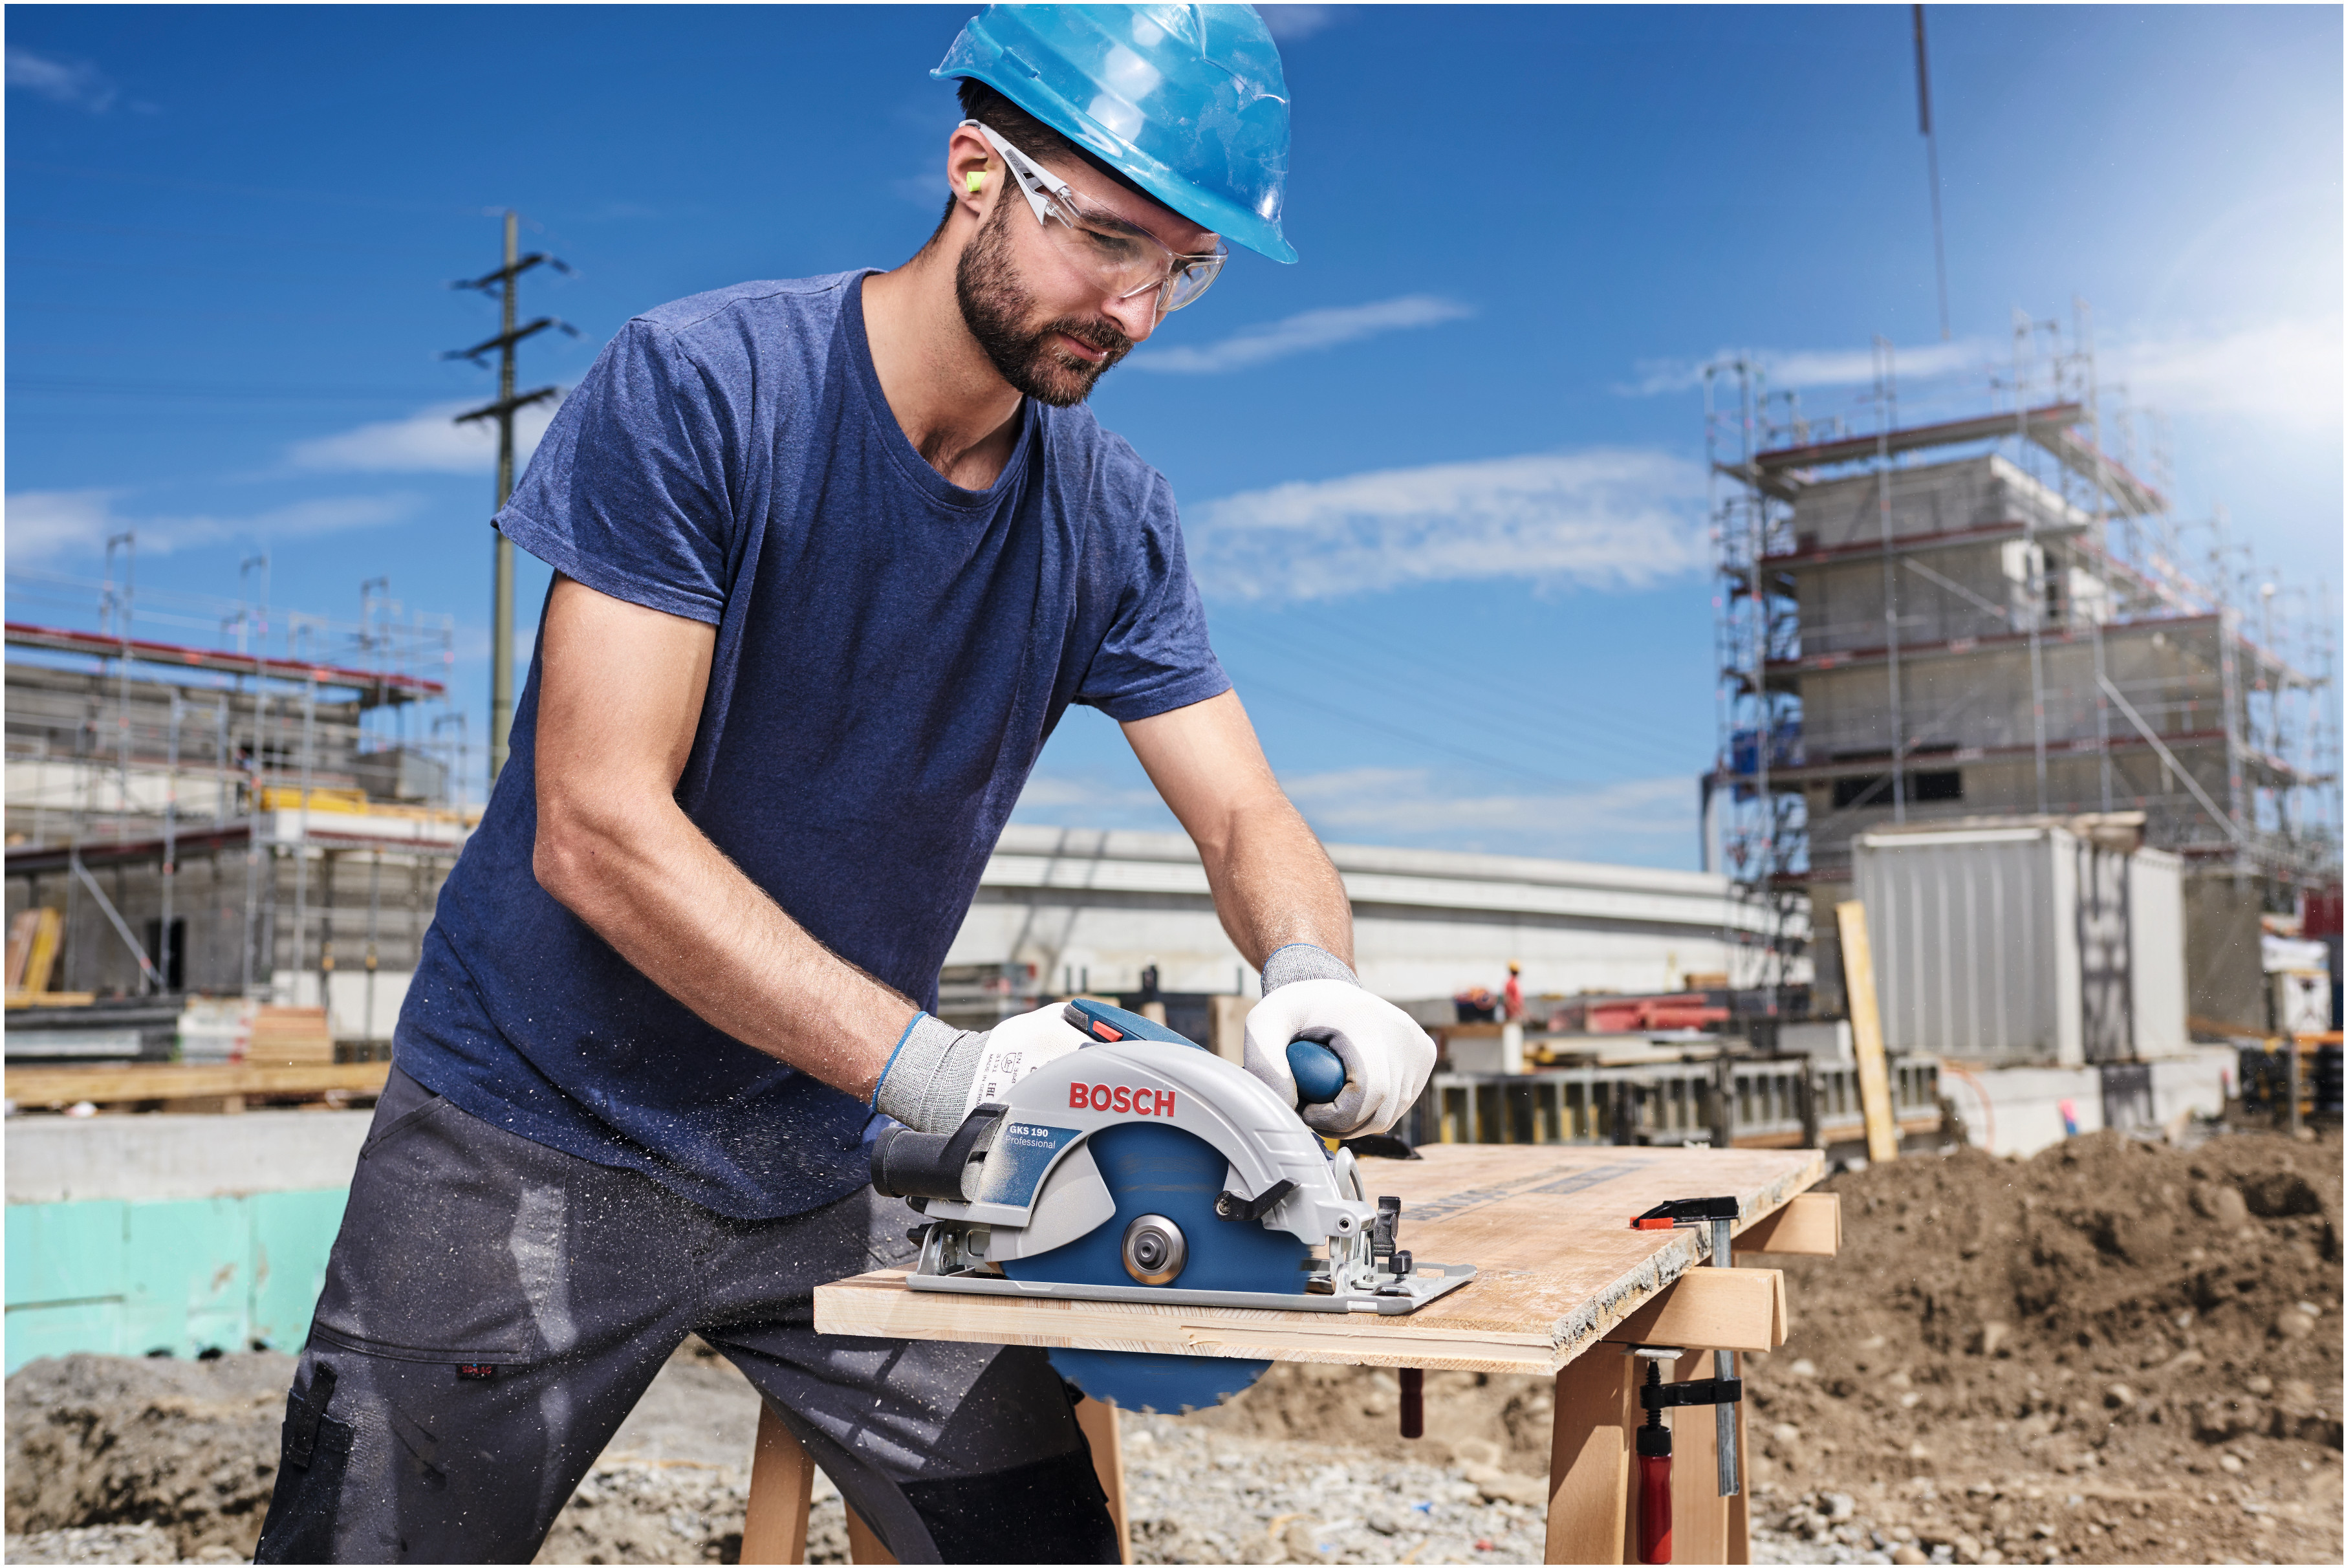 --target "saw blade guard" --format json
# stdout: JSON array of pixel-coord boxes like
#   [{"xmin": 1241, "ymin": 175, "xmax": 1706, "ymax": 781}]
[{"xmin": 916, "ymin": 1039, "xmax": 1373, "ymax": 1250}]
